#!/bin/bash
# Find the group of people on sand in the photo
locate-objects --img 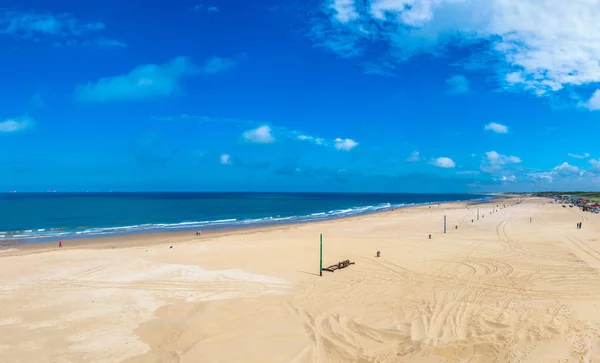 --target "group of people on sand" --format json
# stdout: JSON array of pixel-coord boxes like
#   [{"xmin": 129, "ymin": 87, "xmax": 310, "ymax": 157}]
[{"xmin": 577, "ymin": 222, "xmax": 583, "ymax": 229}]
